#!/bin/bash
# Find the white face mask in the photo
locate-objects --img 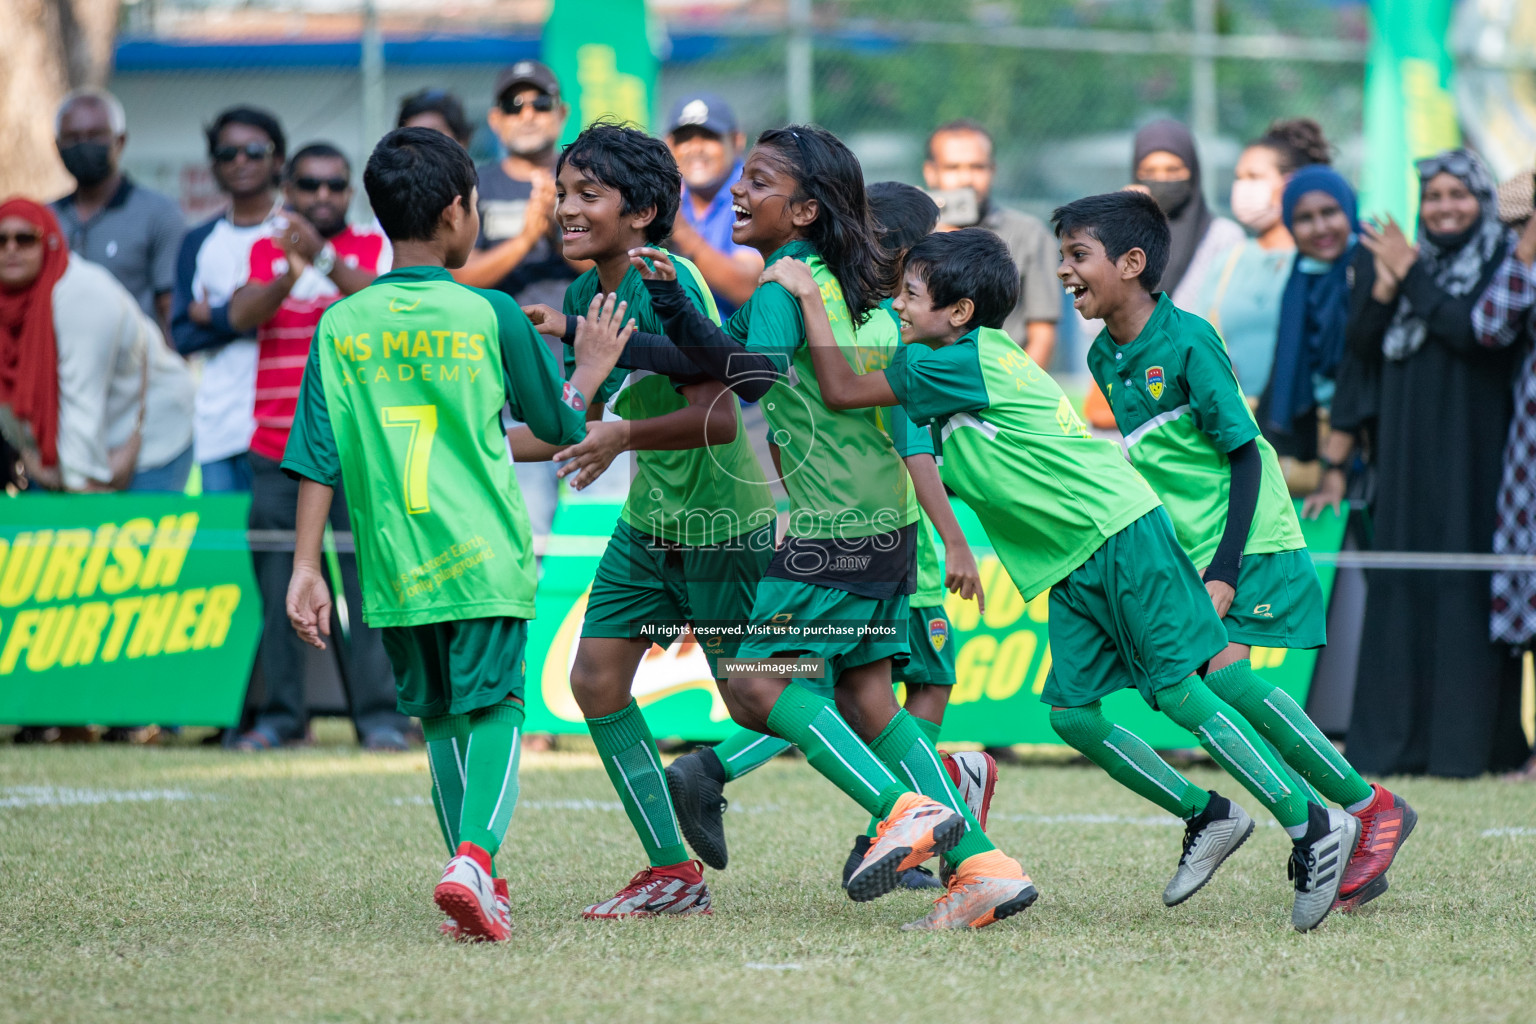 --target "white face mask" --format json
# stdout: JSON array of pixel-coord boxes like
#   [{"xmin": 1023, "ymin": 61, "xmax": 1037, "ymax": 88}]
[{"xmin": 1231, "ymin": 177, "xmax": 1282, "ymax": 233}]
